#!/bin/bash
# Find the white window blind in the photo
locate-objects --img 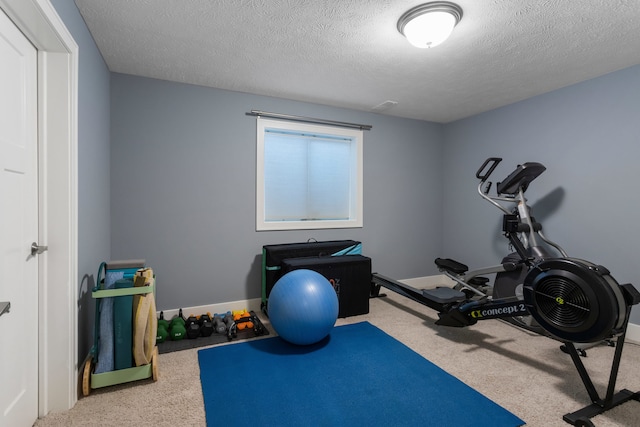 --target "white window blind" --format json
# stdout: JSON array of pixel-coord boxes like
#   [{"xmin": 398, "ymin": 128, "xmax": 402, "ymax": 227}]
[{"xmin": 256, "ymin": 118, "xmax": 363, "ymax": 231}]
